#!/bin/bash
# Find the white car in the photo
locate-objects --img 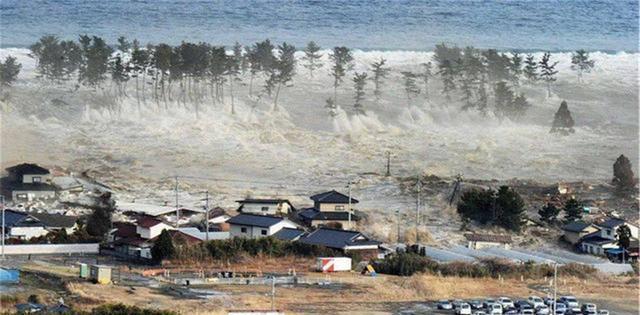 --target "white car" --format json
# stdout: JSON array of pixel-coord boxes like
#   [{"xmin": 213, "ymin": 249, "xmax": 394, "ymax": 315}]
[
  {"xmin": 488, "ymin": 303, "xmax": 503, "ymax": 315},
  {"xmin": 535, "ymin": 305, "xmax": 550, "ymax": 315},
  {"xmin": 456, "ymin": 303, "xmax": 472, "ymax": 315},
  {"xmin": 558, "ymin": 296, "xmax": 579, "ymax": 313},
  {"xmin": 527, "ymin": 296, "xmax": 545, "ymax": 309},
  {"xmin": 597, "ymin": 310, "xmax": 609, "ymax": 315},
  {"xmin": 497, "ymin": 297, "xmax": 515, "ymax": 309}
]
